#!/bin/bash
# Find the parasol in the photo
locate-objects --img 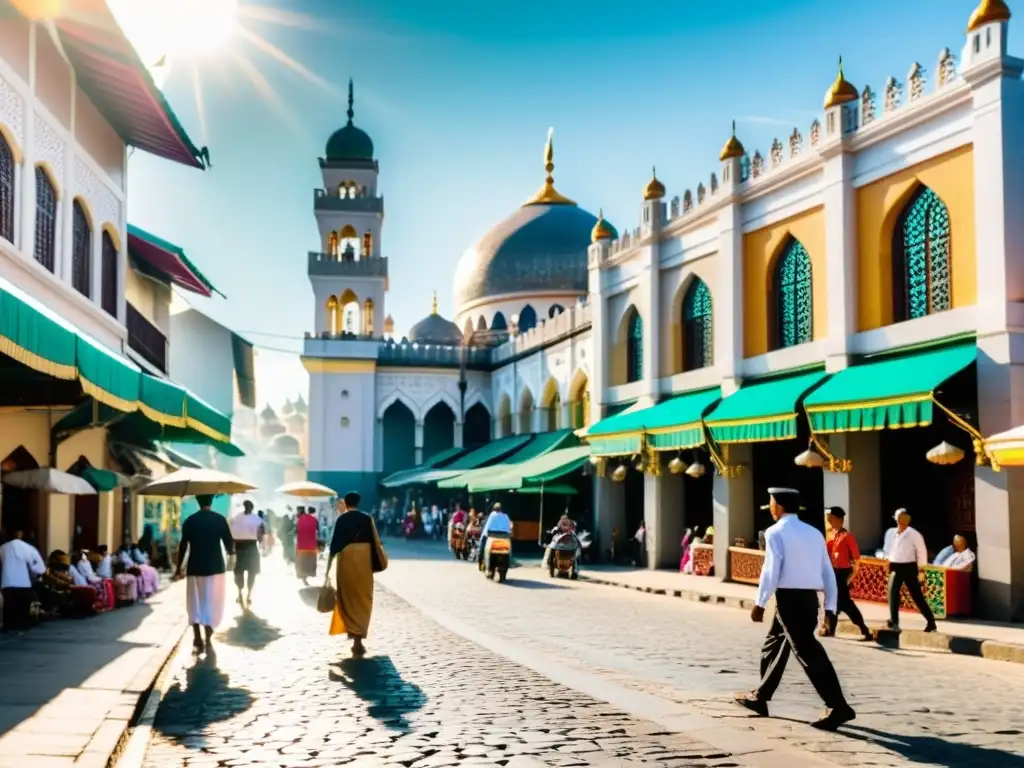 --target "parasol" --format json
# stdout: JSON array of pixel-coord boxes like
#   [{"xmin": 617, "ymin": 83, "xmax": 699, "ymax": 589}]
[
  {"xmin": 139, "ymin": 468, "xmax": 256, "ymax": 497},
  {"xmin": 275, "ymin": 480, "xmax": 337, "ymax": 497},
  {"xmin": 1, "ymin": 468, "xmax": 97, "ymax": 495},
  {"xmin": 984, "ymin": 425, "xmax": 1024, "ymax": 467}
]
